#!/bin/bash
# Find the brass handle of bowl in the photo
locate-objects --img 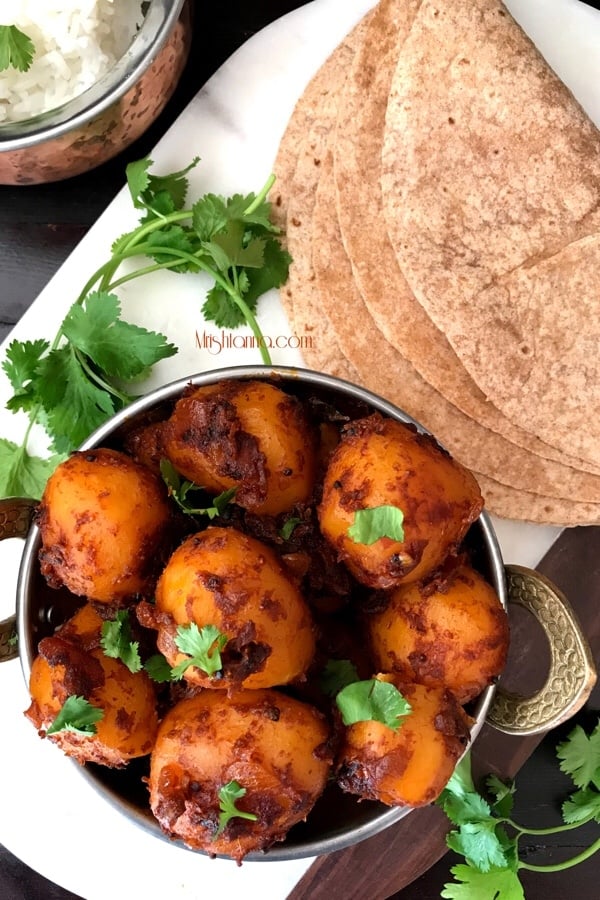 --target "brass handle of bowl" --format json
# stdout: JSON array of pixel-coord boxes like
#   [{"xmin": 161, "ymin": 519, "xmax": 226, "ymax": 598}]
[
  {"xmin": 488, "ymin": 564, "xmax": 597, "ymax": 735},
  {"xmin": 0, "ymin": 497, "xmax": 37, "ymax": 663}
]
